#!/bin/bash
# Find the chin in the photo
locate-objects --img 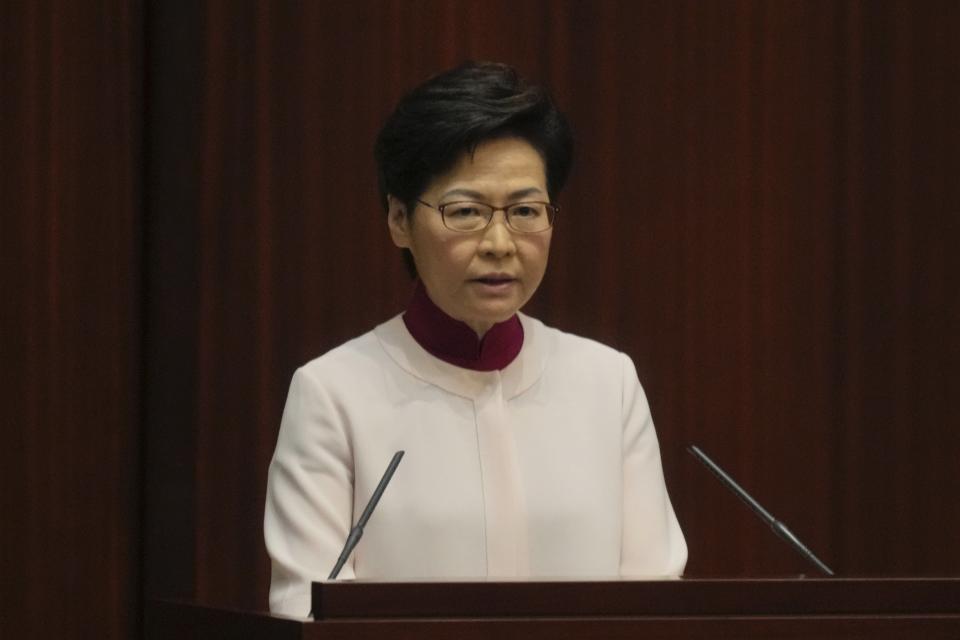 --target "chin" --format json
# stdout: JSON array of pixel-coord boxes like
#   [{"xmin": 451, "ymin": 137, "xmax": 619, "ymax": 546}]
[
  {"xmin": 460, "ymin": 292, "xmax": 528, "ymax": 326},
  {"xmin": 477, "ymin": 306, "xmax": 520, "ymax": 326}
]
